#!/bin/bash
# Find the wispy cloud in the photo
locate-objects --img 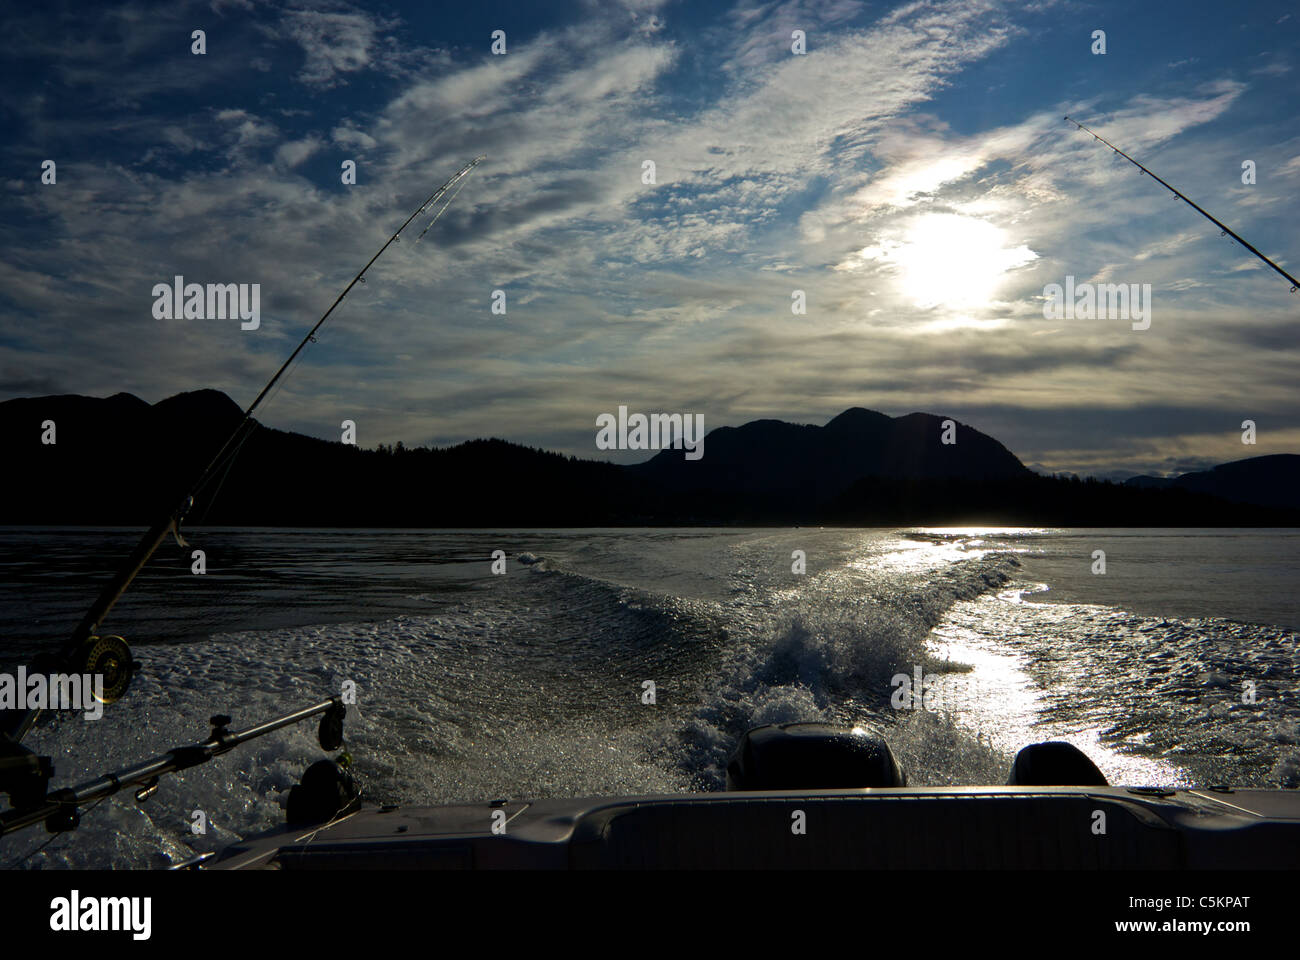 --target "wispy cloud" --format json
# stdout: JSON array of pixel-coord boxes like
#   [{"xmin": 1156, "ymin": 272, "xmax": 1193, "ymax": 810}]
[{"xmin": 0, "ymin": 0, "xmax": 1296, "ymax": 478}]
